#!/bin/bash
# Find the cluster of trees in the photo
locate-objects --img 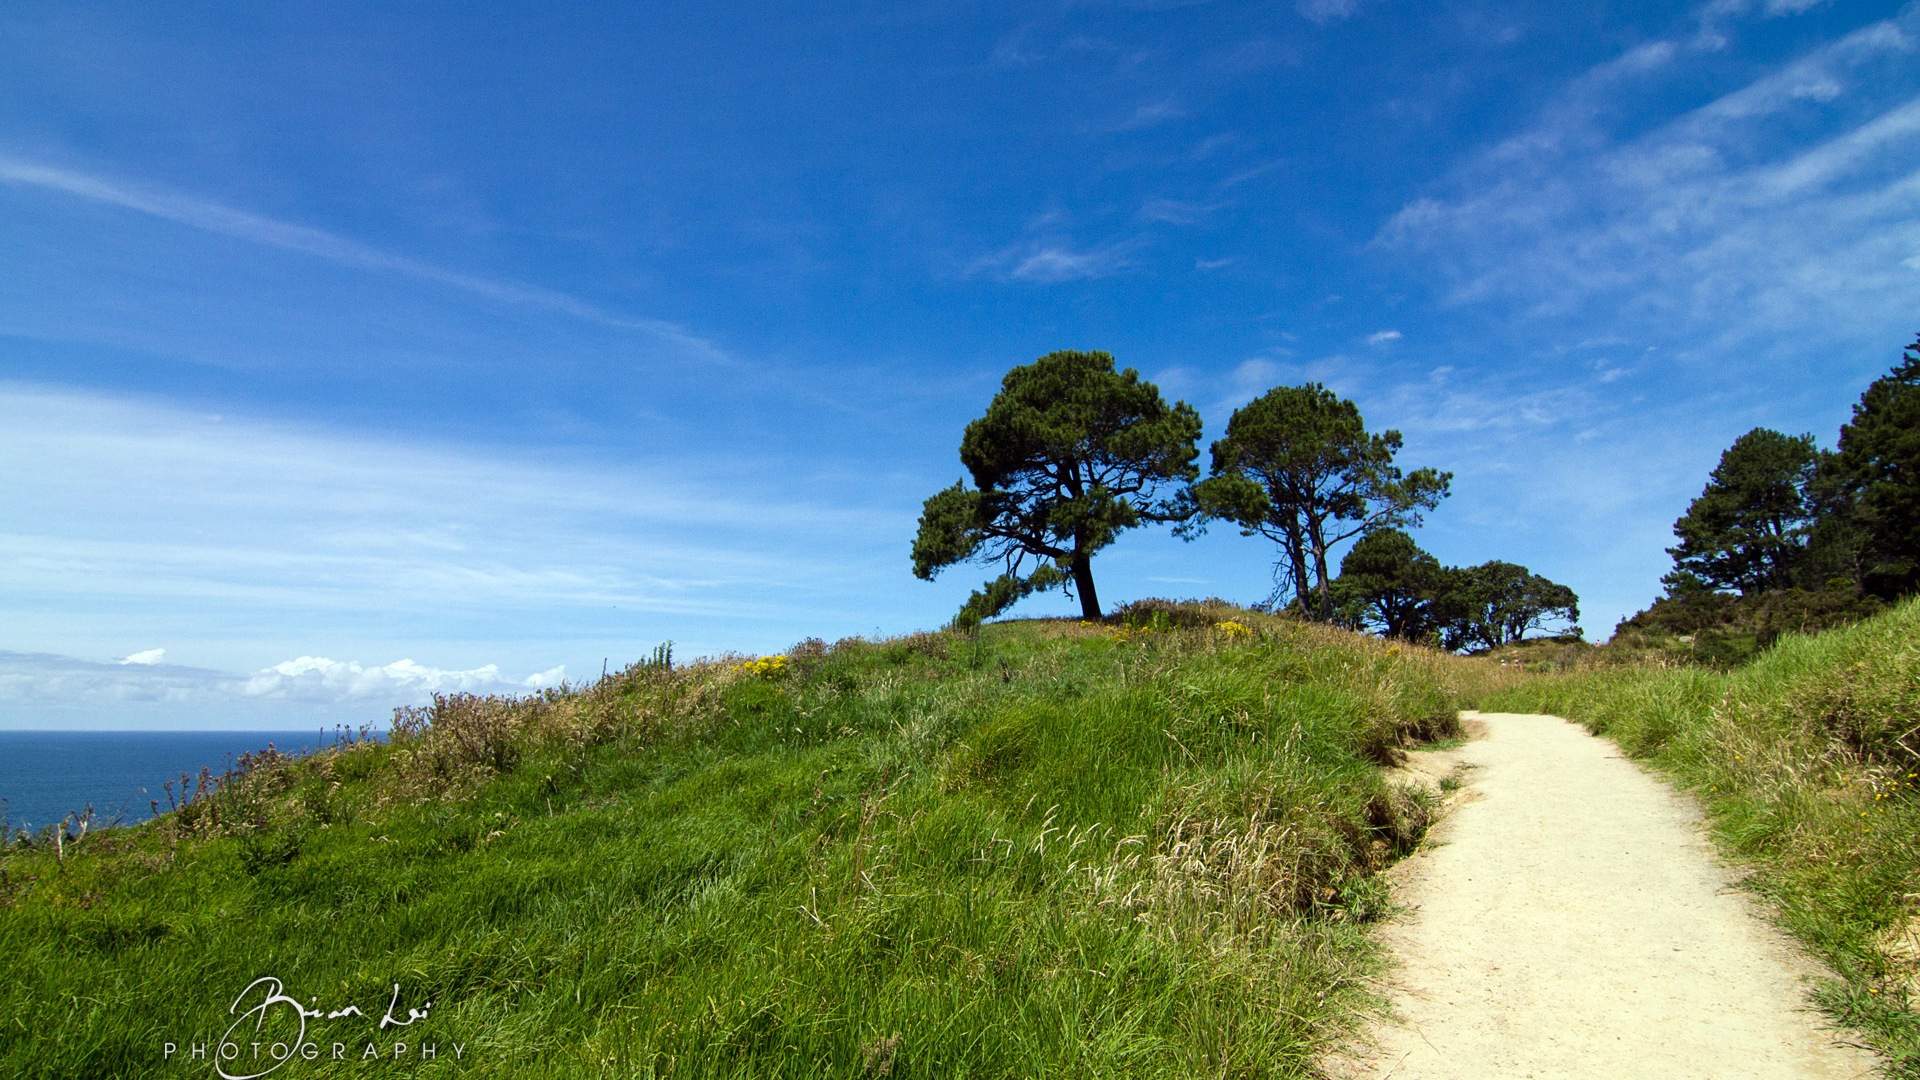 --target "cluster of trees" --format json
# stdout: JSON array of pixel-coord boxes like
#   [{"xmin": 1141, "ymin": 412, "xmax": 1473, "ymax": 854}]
[
  {"xmin": 910, "ymin": 349, "xmax": 1578, "ymax": 650},
  {"xmin": 1656, "ymin": 333, "xmax": 1920, "ymax": 608},
  {"xmin": 1331, "ymin": 530, "xmax": 1579, "ymax": 651}
]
